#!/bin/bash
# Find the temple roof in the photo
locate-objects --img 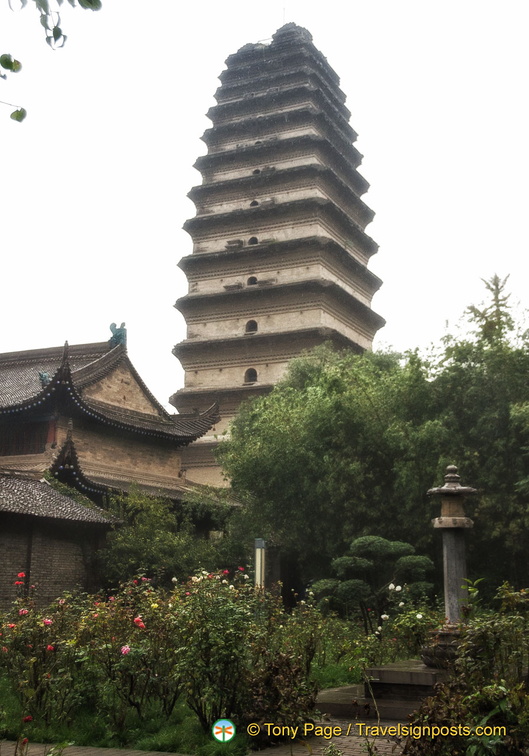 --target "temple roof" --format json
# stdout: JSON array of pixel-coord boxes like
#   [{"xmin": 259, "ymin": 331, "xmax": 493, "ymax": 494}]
[
  {"xmin": 0, "ymin": 474, "xmax": 113, "ymax": 525},
  {"xmin": 0, "ymin": 341, "xmax": 219, "ymax": 443}
]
